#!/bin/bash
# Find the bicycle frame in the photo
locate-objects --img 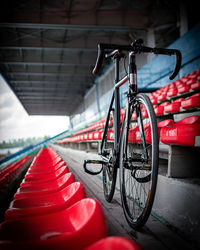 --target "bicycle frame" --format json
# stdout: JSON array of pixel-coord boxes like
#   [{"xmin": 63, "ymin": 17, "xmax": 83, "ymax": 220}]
[
  {"xmin": 101, "ymin": 52, "xmax": 139, "ymax": 165},
  {"xmin": 84, "ymin": 40, "xmax": 181, "ymax": 228},
  {"xmin": 85, "ymin": 40, "xmax": 181, "ymax": 173}
]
